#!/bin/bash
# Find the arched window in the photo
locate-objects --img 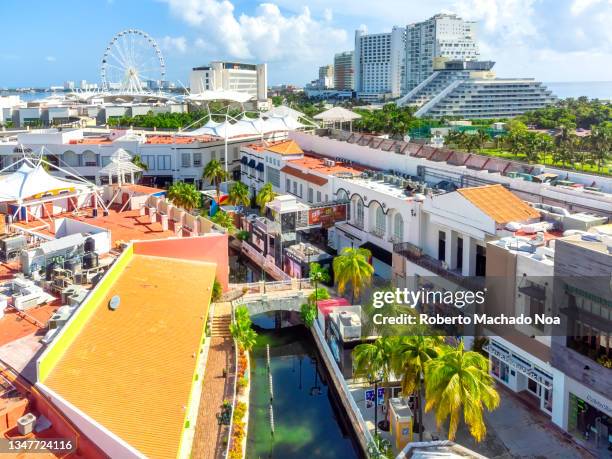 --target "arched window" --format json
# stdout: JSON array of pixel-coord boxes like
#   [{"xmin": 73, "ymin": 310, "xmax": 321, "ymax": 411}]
[
  {"xmin": 352, "ymin": 196, "xmax": 364, "ymax": 228},
  {"xmin": 62, "ymin": 150, "xmax": 79, "ymax": 167},
  {"xmin": 82, "ymin": 150, "xmax": 98, "ymax": 167},
  {"xmin": 393, "ymin": 212, "xmax": 404, "ymax": 242},
  {"xmin": 374, "ymin": 204, "xmax": 386, "ymax": 236}
]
